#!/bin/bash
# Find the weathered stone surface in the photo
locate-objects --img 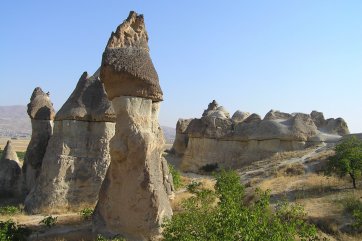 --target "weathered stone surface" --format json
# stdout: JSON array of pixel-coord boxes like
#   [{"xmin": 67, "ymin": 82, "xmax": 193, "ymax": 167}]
[
  {"xmin": 171, "ymin": 119, "xmax": 192, "ymax": 156},
  {"xmin": 93, "ymin": 11, "xmax": 172, "ymax": 240},
  {"xmin": 264, "ymin": 109, "xmax": 292, "ymax": 120},
  {"xmin": 23, "ymin": 87, "xmax": 55, "ymax": 194},
  {"xmin": 24, "ymin": 71, "xmax": 115, "ymax": 214},
  {"xmin": 56, "ymin": 70, "xmax": 115, "ymax": 122},
  {"xmin": 232, "ymin": 110, "xmax": 250, "ymax": 122},
  {"xmin": 310, "ymin": 111, "xmax": 325, "ymax": 128},
  {"xmin": 0, "ymin": 141, "xmax": 21, "ymax": 196},
  {"xmin": 27, "ymin": 87, "xmax": 55, "ymax": 120},
  {"xmin": 174, "ymin": 101, "xmax": 350, "ymax": 172},
  {"xmin": 93, "ymin": 97, "xmax": 172, "ymax": 240},
  {"xmin": 324, "ymin": 118, "xmax": 350, "ymax": 136},
  {"xmin": 100, "ymin": 11, "xmax": 162, "ymax": 102}
]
